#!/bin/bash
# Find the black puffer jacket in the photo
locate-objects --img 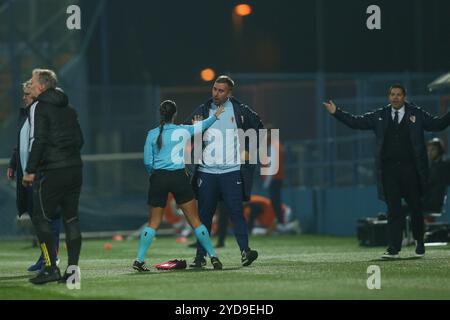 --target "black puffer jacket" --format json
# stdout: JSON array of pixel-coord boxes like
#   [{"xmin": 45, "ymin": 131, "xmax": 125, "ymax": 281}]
[{"xmin": 26, "ymin": 88, "xmax": 84, "ymax": 173}]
